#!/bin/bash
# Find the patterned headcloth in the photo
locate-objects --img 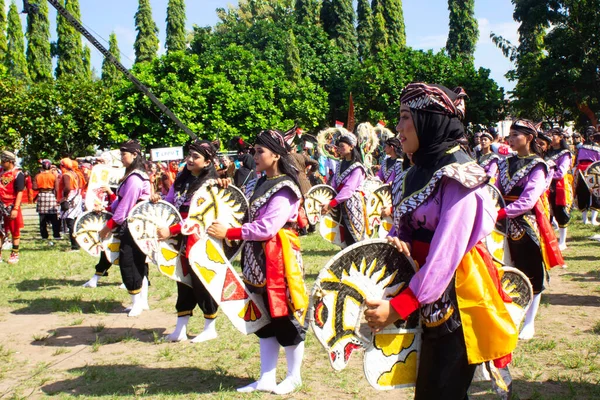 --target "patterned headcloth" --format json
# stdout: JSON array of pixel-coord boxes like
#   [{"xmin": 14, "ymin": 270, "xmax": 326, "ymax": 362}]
[
  {"xmin": 548, "ymin": 127, "xmax": 565, "ymax": 137},
  {"xmin": 1, "ymin": 150, "xmax": 16, "ymax": 162},
  {"xmin": 255, "ymin": 129, "xmax": 289, "ymax": 156},
  {"xmin": 480, "ymin": 132, "xmax": 494, "ymax": 141},
  {"xmin": 538, "ymin": 132, "xmax": 552, "ymax": 144},
  {"xmin": 336, "ymin": 131, "xmax": 358, "ymax": 148},
  {"xmin": 400, "ymin": 83, "xmax": 468, "ymax": 120},
  {"xmin": 385, "ymin": 137, "xmax": 402, "ymax": 149},
  {"xmin": 511, "ymin": 119, "xmax": 538, "ymax": 137},
  {"xmin": 41, "ymin": 159, "xmax": 52, "ymax": 170},
  {"xmin": 120, "ymin": 139, "xmax": 142, "ymax": 155},
  {"xmin": 189, "ymin": 140, "xmax": 217, "ymax": 165}
]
